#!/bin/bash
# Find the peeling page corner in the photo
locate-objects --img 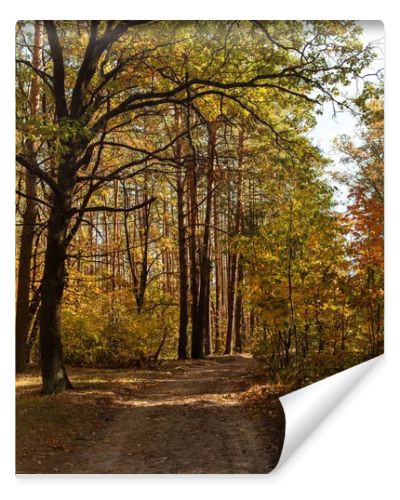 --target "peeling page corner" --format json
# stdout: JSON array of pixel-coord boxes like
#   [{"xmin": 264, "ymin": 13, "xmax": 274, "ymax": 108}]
[{"xmin": 276, "ymin": 355, "xmax": 383, "ymax": 470}]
